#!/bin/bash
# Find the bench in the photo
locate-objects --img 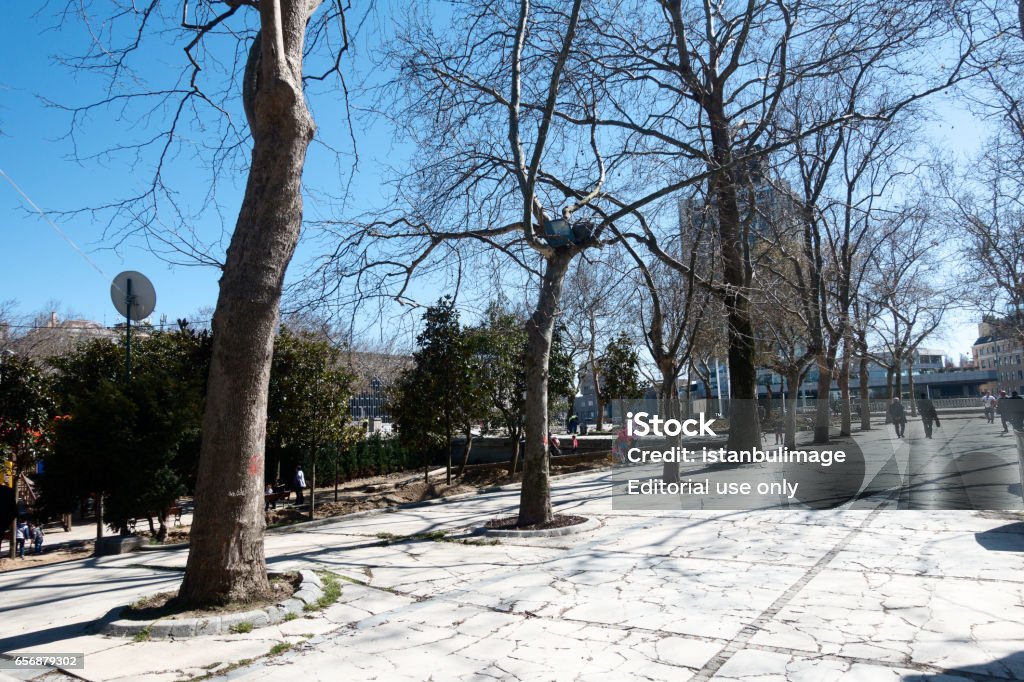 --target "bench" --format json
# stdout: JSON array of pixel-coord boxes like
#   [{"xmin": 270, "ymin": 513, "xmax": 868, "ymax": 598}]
[
  {"xmin": 127, "ymin": 504, "xmax": 184, "ymax": 534},
  {"xmin": 264, "ymin": 491, "xmax": 291, "ymax": 510}
]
